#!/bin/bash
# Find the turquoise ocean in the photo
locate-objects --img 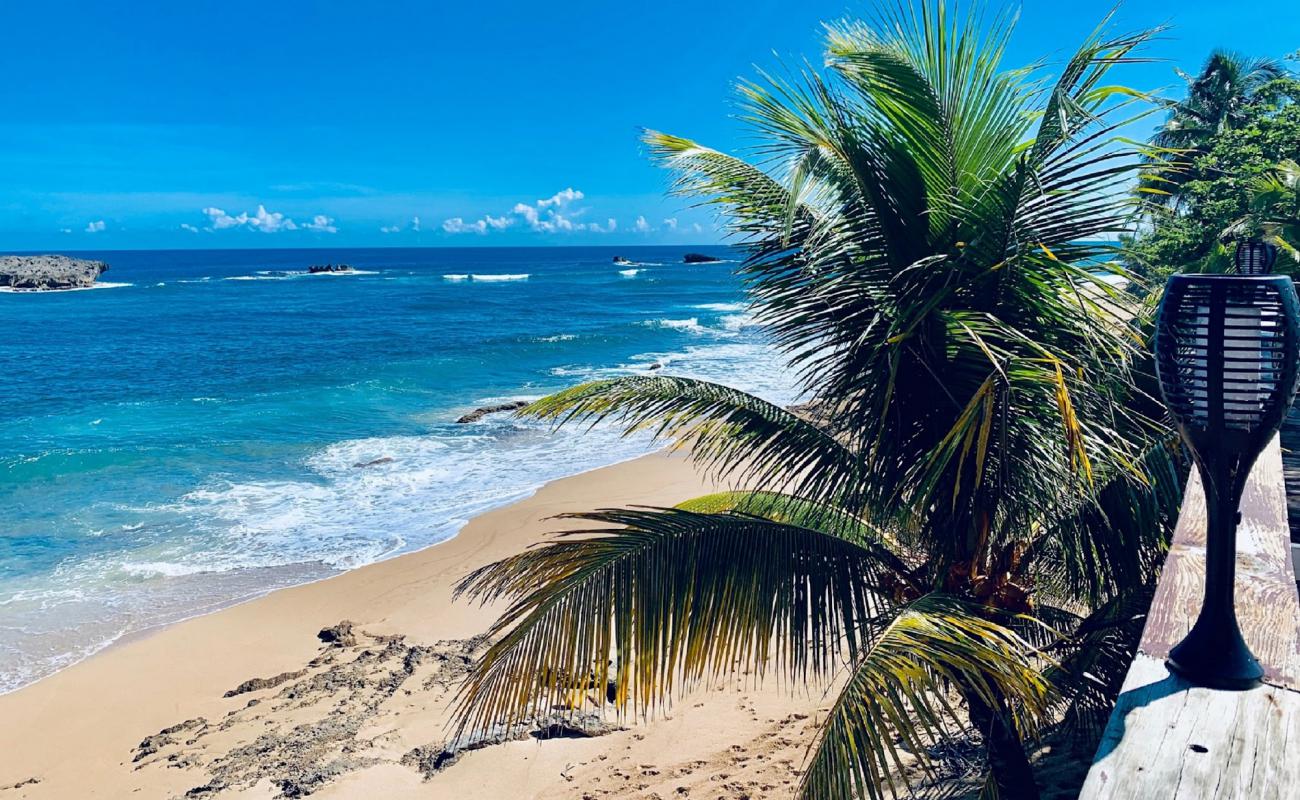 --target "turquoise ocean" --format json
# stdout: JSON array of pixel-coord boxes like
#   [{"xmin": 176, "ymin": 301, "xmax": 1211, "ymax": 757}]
[{"xmin": 0, "ymin": 246, "xmax": 798, "ymax": 693}]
